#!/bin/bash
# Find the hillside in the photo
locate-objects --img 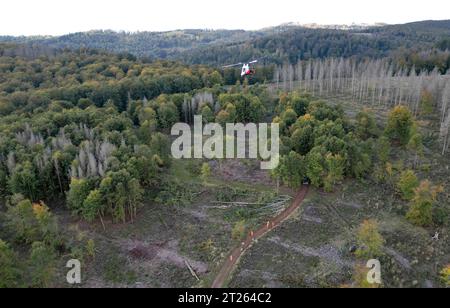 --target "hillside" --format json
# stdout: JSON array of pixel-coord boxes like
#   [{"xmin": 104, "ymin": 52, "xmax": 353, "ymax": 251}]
[
  {"xmin": 1, "ymin": 20, "xmax": 449, "ymax": 66},
  {"xmin": 0, "ymin": 29, "xmax": 265, "ymax": 60},
  {"xmin": 0, "ymin": 4, "xmax": 450, "ymax": 289},
  {"xmin": 0, "ymin": 26, "xmax": 449, "ymax": 289},
  {"xmin": 182, "ymin": 20, "xmax": 450, "ymax": 65},
  {"xmin": 0, "ymin": 45, "xmax": 448, "ymax": 288}
]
